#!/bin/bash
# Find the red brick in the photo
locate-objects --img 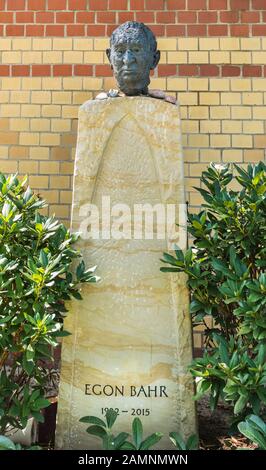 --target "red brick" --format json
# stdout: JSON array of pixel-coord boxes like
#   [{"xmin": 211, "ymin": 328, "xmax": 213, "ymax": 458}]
[
  {"xmin": 220, "ymin": 11, "xmax": 238, "ymax": 23},
  {"xmin": 187, "ymin": 24, "xmax": 207, "ymax": 36},
  {"xmin": 47, "ymin": 0, "xmax": 67, "ymax": 9},
  {"xmin": 56, "ymin": 12, "xmax": 74, "ymax": 23},
  {"xmin": 0, "ymin": 13, "xmax": 13, "ymax": 23},
  {"xmin": 130, "ymin": 0, "xmax": 144, "ymax": 8},
  {"xmin": 209, "ymin": 0, "xmax": 227, "ymax": 8},
  {"xmin": 7, "ymin": 0, "xmax": 25, "ymax": 10},
  {"xmin": 97, "ymin": 12, "xmax": 116, "ymax": 23},
  {"xmin": 243, "ymin": 65, "xmax": 262, "ymax": 77},
  {"xmin": 146, "ymin": 0, "xmax": 164, "ymax": 9},
  {"xmin": 87, "ymin": 25, "xmax": 105, "ymax": 36},
  {"xmin": 209, "ymin": 24, "xmax": 228, "ymax": 36},
  {"xmin": 16, "ymin": 12, "xmax": 34, "ymax": 22},
  {"xmin": 136, "ymin": 12, "xmax": 154, "ymax": 22},
  {"xmin": 222, "ymin": 65, "xmax": 240, "ymax": 77},
  {"xmin": 36, "ymin": 12, "xmax": 54, "ymax": 23},
  {"xmin": 166, "ymin": 24, "xmax": 185, "ymax": 35},
  {"xmin": 89, "ymin": 0, "xmax": 108, "ymax": 10},
  {"xmin": 252, "ymin": 25, "xmax": 266, "ymax": 36},
  {"xmin": 156, "ymin": 12, "xmax": 176, "ymax": 23},
  {"xmin": 0, "ymin": 66, "xmax": 10, "ymax": 76},
  {"xmin": 150, "ymin": 24, "xmax": 165, "ymax": 35},
  {"xmin": 198, "ymin": 12, "xmax": 217, "ymax": 23},
  {"xmin": 69, "ymin": 0, "xmax": 87, "ymax": 8},
  {"xmin": 264, "ymin": 66, "xmax": 266, "ymax": 77},
  {"xmin": 0, "ymin": 25, "xmax": 3, "ymax": 34},
  {"xmin": 252, "ymin": 0, "xmax": 266, "ymax": 8},
  {"xmin": 46, "ymin": 25, "xmax": 64, "ymax": 36},
  {"xmin": 74, "ymin": 65, "xmax": 93, "ymax": 76},
  {"xmin": 54, "ymin": 65, "xmax": 73, "ymax": 77},
  {"xmin": 200, "ymin": 65, "xmax": 219, "ymax": 76},
  {"xmin": 12, "ymin": 65, "xmax": 30, "ymax": 76},
  {"xmin": 179, "ymin": 65, "xmax": 198, "ymax": 76},
  {"xmin": 0, "ymin": 0, "xmax": 4, "ymax": 9},
  {"xmin": 178, "ymin": 11, "xmax": 197, "ymax": 23},
  {"xmin": 158, "ymin": 65, "xmax": 177, "ymax": 76},
  {"xmin": 263, "ymin": 12, "xmax": 266, "ymax": 22},
  {"xmin": 26, "ymin": 25, "xmax": 44, "ymax": 36},
  {"xmin": 109, "ymin": 0, "xmax": 128, "ymax": 8},
  {"xmin": 28, "ymin": 0, "xmax": 46, "ymax": 9},
  {"xmin": 230, "ymin": 25, "xmax": 249, "ymax": 36},
  {"xmin": 95, "ymin": 65, "xmax": 113, "ymax": 76},
  {"xmin": 76, "ymin": 12, "xmax": 95, "ymax": 23},
  {"xmin": 167, "ymin": 0, "xmax": 186, "ymax": 8},
  {"xmin": 32, "ymin": 65, "xmax": 51, "ymax": 76},
  {"xmin": 119, "ymin": 12, "xmax": 135, "ymax": 22},
  {"xmin": 187, "ymin": 0, "xmax": 206, "ymax": 9},
  {"xmin": 230, "ymin": 0, "xmax": 249, "ymax": 9},
  {"xmin": 6, "ymin": 25, "xmax": 24, "ymax": 35},
  {"xmin": 67, "ymin": 25, "xmax": 85, "ymax": 35},
  {"xmin": 241, "ymin": 11, "xmax": 260, "ymax": 22},
  {"xmin": 106, "ymin": 24, "xmax": 118, "ymax": 35}
]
